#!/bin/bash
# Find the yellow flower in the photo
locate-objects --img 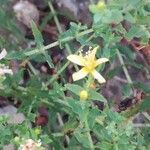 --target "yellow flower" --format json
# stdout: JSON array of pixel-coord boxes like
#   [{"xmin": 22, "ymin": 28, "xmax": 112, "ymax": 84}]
[
  {"xmin": 67, "ymin": 46, "xmax": 109, "ymax": 84},
  {"xmin": 80, "ymin": 90, "xmax": 88, "ymax": 100}
]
